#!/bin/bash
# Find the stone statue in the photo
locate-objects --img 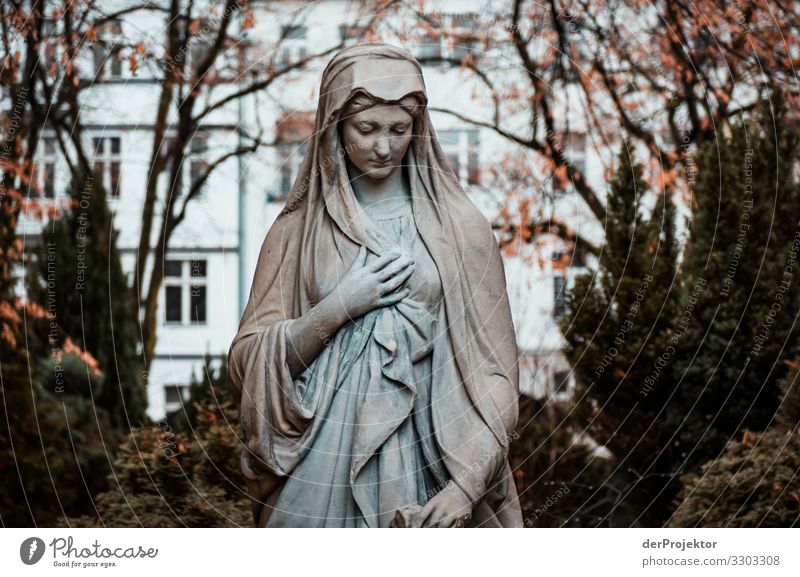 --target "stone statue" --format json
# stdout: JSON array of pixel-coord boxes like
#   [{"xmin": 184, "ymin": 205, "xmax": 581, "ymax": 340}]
[{"xmin": 228, "ymin": 43, "xmax": 523, "ymax": 528}]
